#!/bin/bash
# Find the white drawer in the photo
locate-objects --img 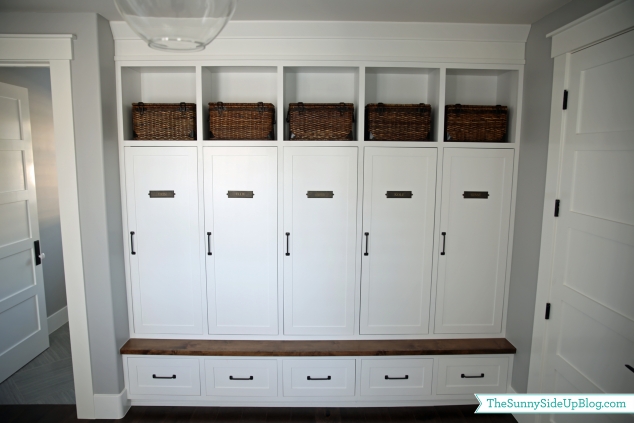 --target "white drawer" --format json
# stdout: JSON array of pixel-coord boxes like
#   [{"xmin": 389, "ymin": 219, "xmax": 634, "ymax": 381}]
[
  {"xmin": 283, "ymin": 359, "xmax": 355, "ymax": 397},
  {"xmin": 437, "ymin": 357, "xmax": 508, "ymax": 395},
  {"xmin": 205, "ymin": 359, "xmax": 277, "ymax": 397},
  {"xmin": 360, "ymin": 358, "xmax": 433, "ymax": 397},
  {"xmin": 127, "ymin": 357, "xmax": 200, "ymax": 396}
]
